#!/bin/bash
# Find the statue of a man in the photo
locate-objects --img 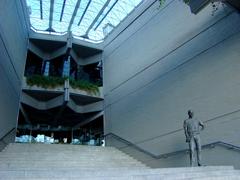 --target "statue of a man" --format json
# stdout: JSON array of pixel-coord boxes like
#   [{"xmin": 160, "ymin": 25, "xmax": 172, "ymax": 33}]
[{"xmin": 183, "ymin": 110, "xmax": 205, "ymax": 166}]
